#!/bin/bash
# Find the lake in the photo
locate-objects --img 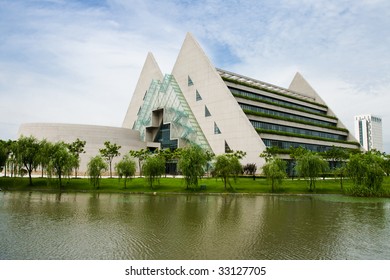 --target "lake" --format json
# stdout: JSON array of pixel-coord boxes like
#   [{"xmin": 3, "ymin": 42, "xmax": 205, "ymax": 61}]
[{"xmin": 0, "ymin": 191, "xmax": 389, "ymax": 259}]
